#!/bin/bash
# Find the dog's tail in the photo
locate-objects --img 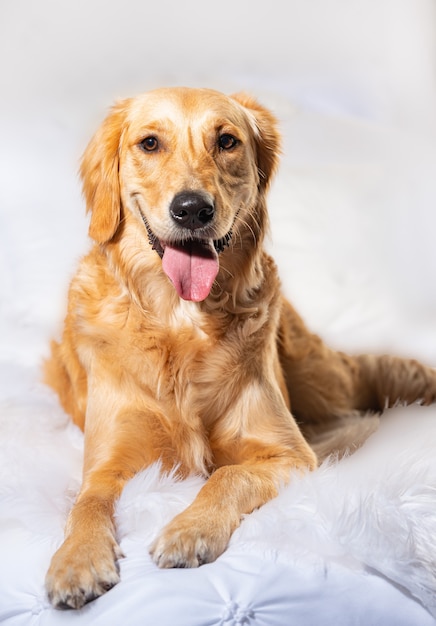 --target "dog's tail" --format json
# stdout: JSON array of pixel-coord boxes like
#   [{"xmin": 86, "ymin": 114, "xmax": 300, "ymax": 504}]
[
  {"xmin": 354, "ymin": 353, "xmax": 436, "ymax": 411},
  {"xmin": 311, "ymin": 354, "xmax": 436, "ymax": 462},
  {"xmin": 278, "ymin": 298, "xmax": 436, "ymax": 460}
]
